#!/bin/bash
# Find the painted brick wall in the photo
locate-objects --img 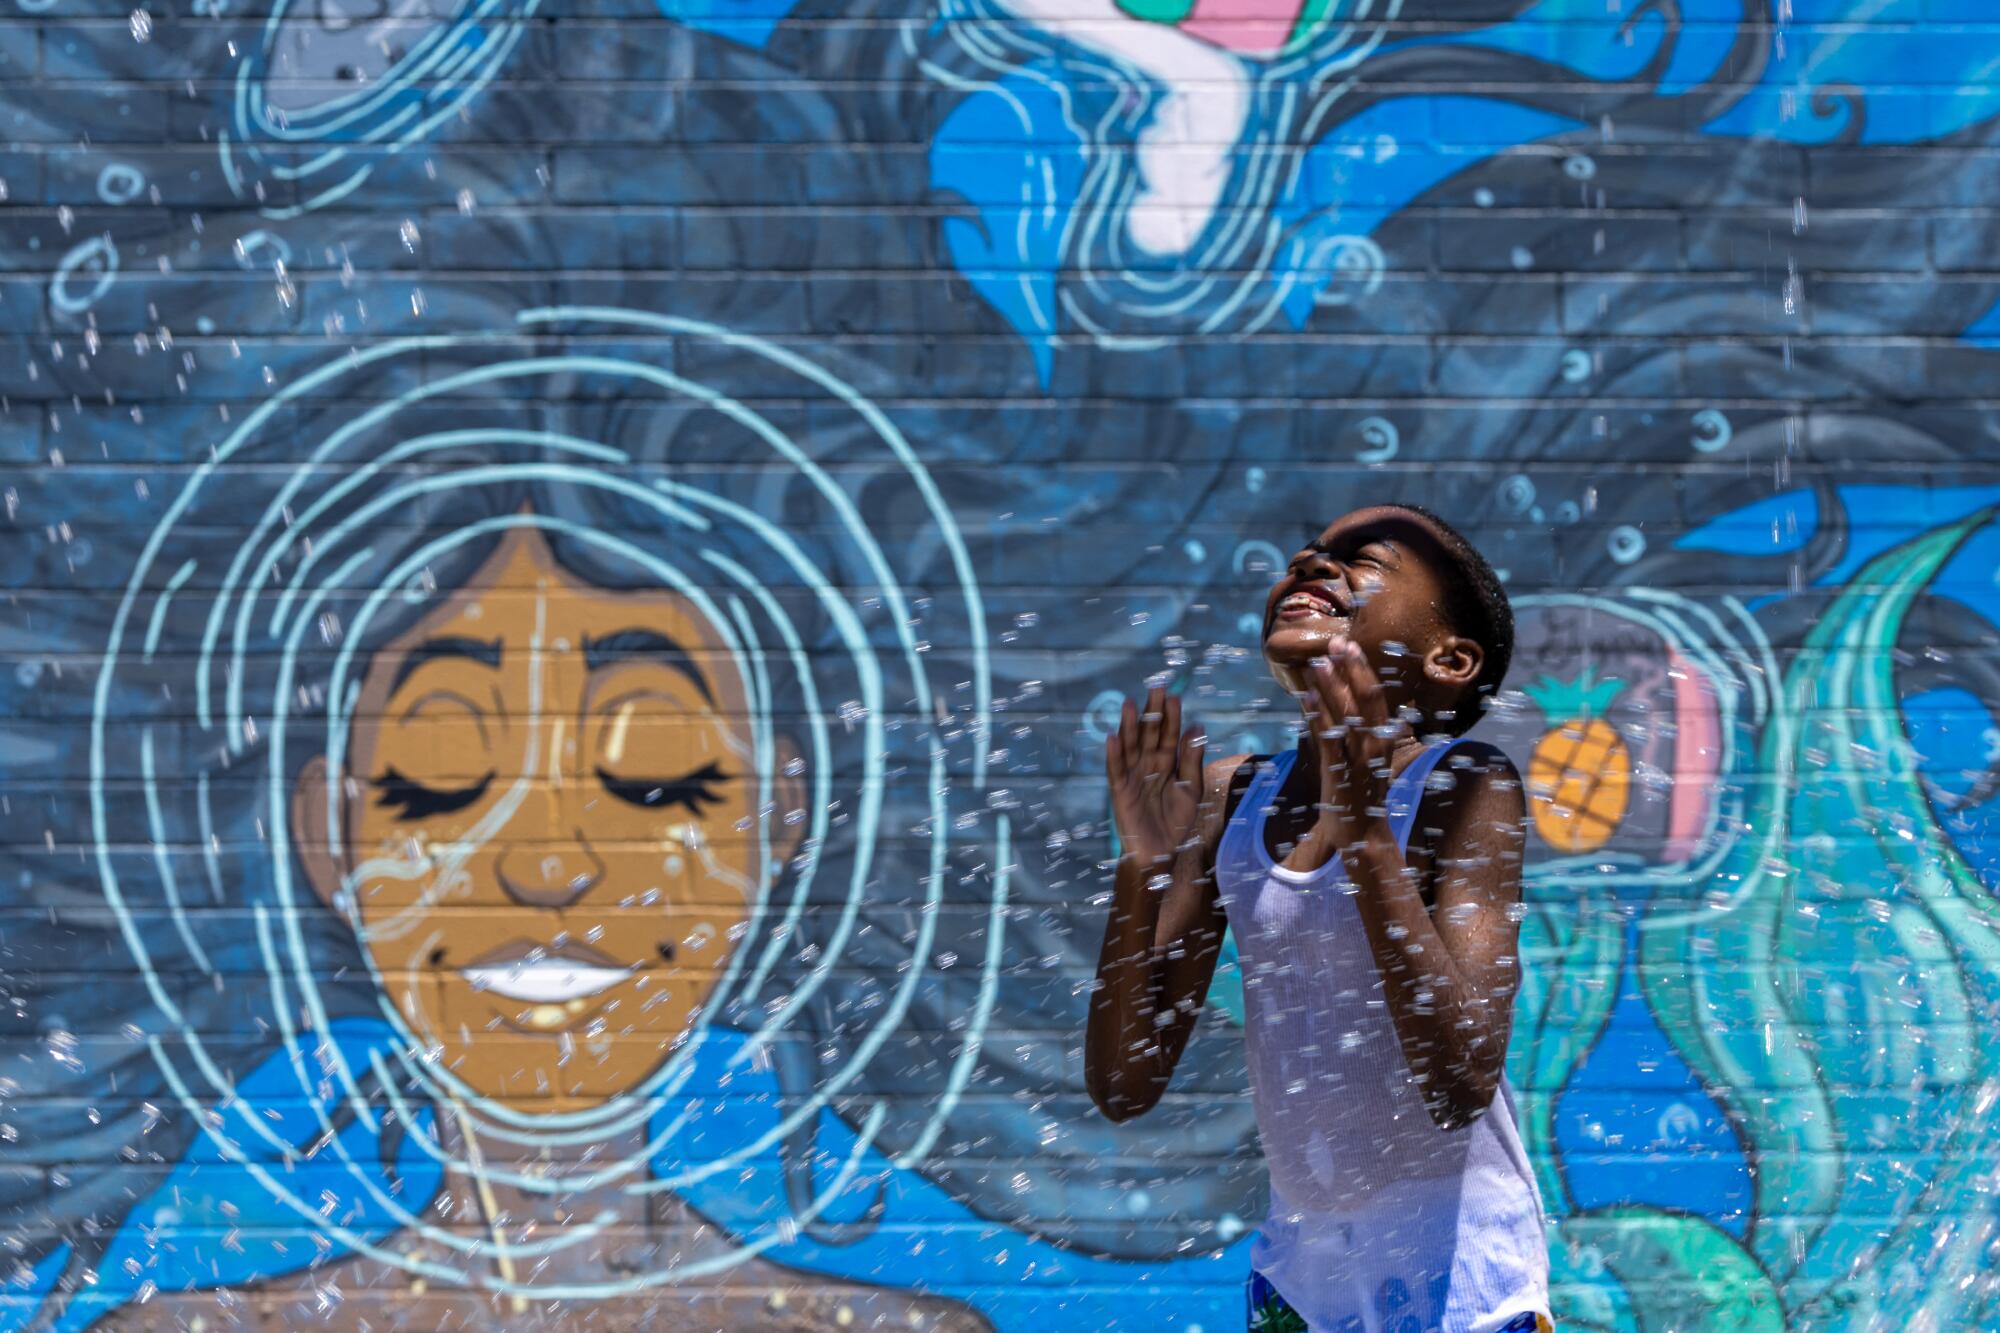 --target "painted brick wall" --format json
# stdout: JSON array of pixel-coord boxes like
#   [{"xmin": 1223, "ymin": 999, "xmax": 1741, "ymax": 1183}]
[{"xmin": 4, "ymin": 1, "xmax": 2000, "ymax": 1329}]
